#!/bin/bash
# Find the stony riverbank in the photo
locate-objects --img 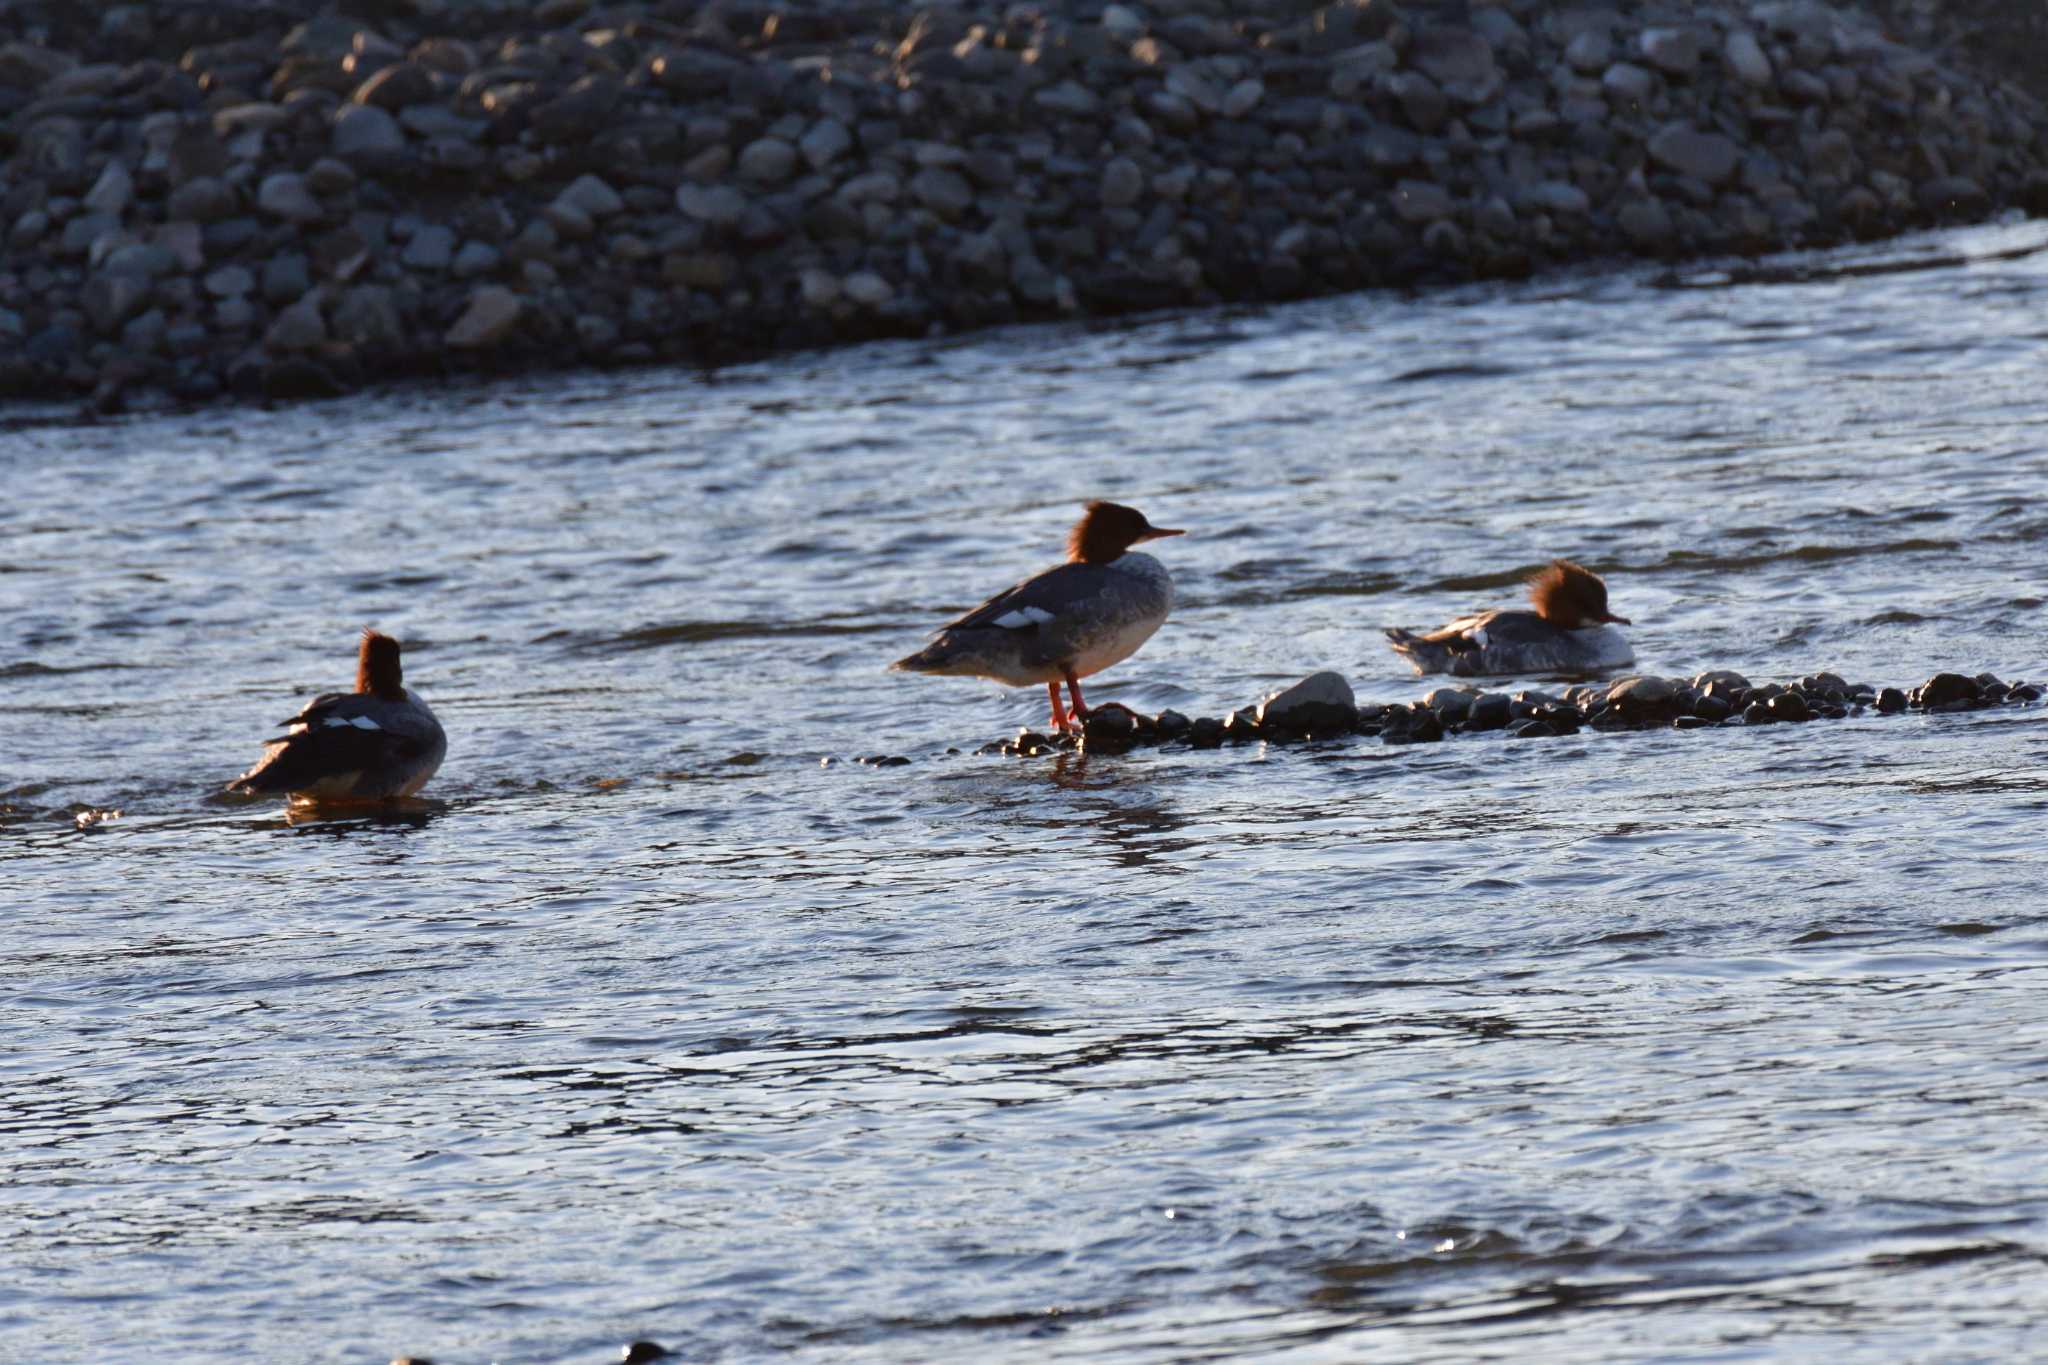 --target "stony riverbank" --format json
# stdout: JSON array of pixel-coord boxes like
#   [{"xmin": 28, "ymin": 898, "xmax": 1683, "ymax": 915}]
[{"xmin": 3, "ymin": 0, "xmax": 2046, "ymax": 409}]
